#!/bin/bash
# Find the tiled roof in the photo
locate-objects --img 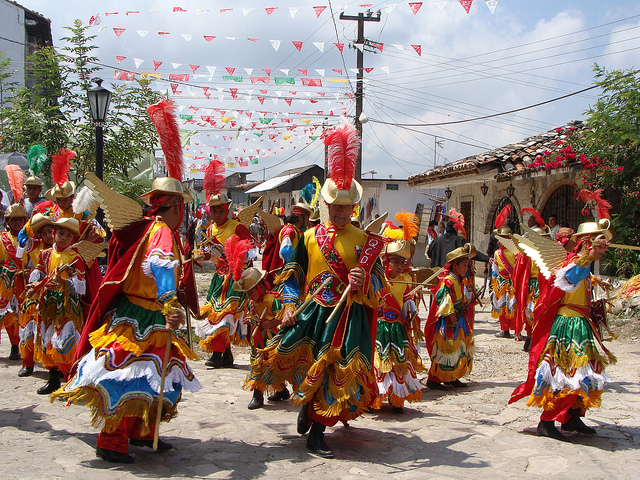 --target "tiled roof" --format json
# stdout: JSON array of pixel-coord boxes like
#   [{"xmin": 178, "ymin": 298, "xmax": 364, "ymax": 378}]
[{"xmin": 408, "ymin": 121, "xmax": 586, "ymax": 186}]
